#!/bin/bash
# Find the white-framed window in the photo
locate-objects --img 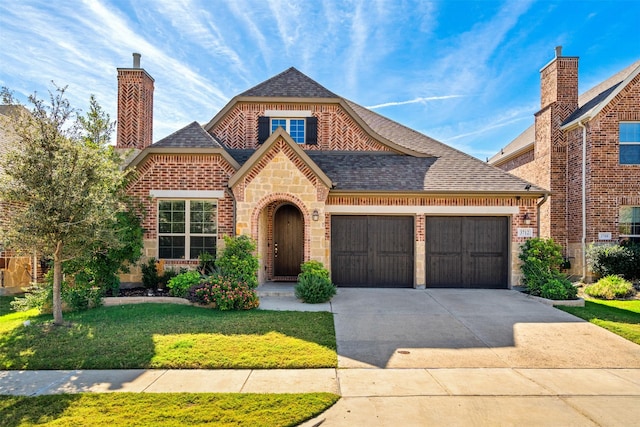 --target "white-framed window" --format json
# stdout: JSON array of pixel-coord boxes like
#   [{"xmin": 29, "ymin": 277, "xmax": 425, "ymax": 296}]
[
  {"xmin": 620, "ymin": 122, "xmax": 640, "ymax": 165},
  {"xmin": 271, "ymin": 118, "xmax": 305, "ymax": 143},
  {"xmin": 619, "ymin": 206, "xmax": 640, "ymax": 242},
  {"xmin": 158, "ymin": 200, "xmax": 217, "ymax": 259}
]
